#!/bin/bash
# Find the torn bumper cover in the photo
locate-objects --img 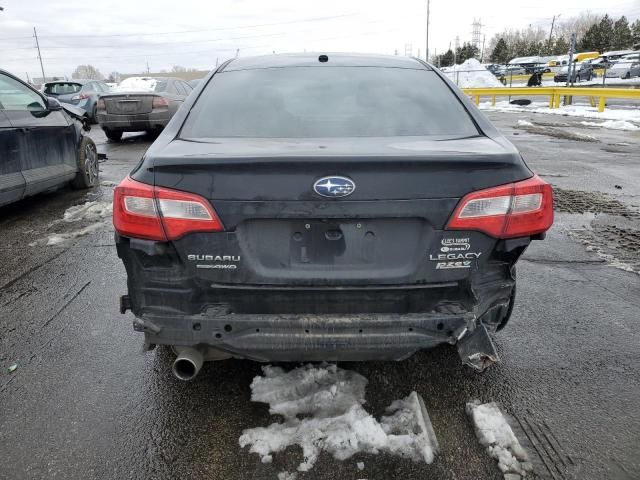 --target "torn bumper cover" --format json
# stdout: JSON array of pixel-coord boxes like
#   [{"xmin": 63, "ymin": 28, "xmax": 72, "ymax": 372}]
[
  {"xmin": 456, "ymin": 323, "xmax": 500, "ymax": 372},
  {"xmin": 131, "ymin": 307, "xmax": 499, "ymax": 364}
]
